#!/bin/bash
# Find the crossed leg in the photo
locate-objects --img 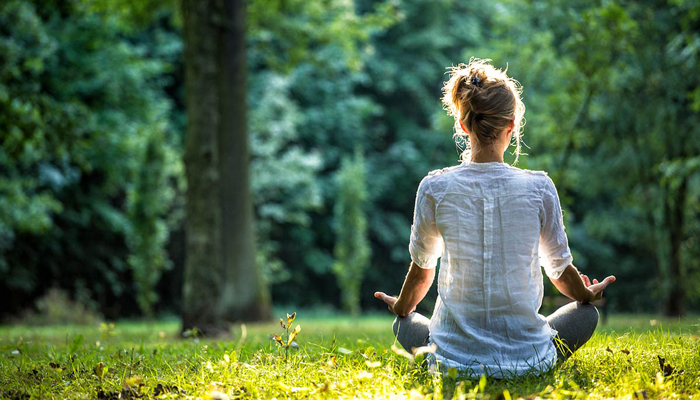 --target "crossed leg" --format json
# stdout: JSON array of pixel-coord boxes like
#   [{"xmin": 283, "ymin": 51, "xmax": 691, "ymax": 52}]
[
  {"xmin": 546, "ymin": 301, "xmax": 599, "ymax": 362},
  {"xmin": 392, "ymin": 302, "xmax": 599, "ymax": 363},
  {"xmin": 392, "ymin": 312, "xmax": 430, "ymax": 352}
]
